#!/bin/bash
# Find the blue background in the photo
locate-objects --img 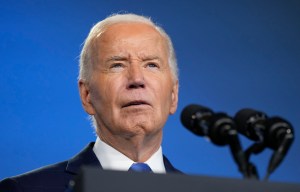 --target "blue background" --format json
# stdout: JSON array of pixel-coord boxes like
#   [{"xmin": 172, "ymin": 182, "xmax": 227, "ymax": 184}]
[{"xmin": 1, "ymin": 0, "xmax": 299, "ymax": 183}]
